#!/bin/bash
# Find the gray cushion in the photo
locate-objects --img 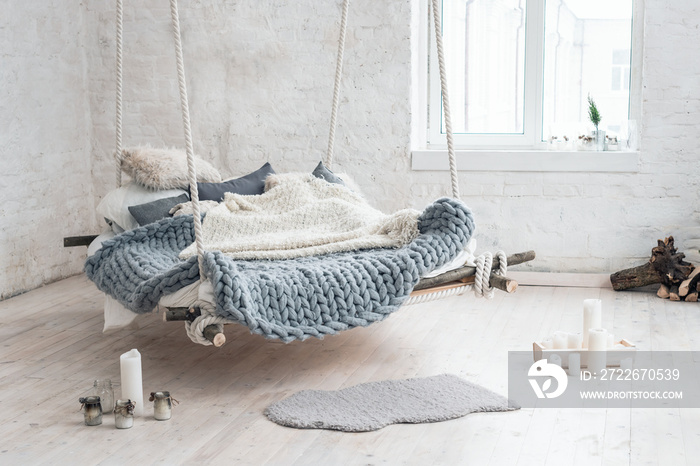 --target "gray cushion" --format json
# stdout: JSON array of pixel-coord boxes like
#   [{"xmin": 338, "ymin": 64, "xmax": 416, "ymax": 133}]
[
  {"xmin": 312, "ymin": 161, "xmax": 345, "ymax": 185},
  {"xmin": 128, "ymin": 193, "xmax": 190, "ymax": 226},
  {"xmin": 196, "ymin": 162, "xmax": 276, "ymax": 201}
]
